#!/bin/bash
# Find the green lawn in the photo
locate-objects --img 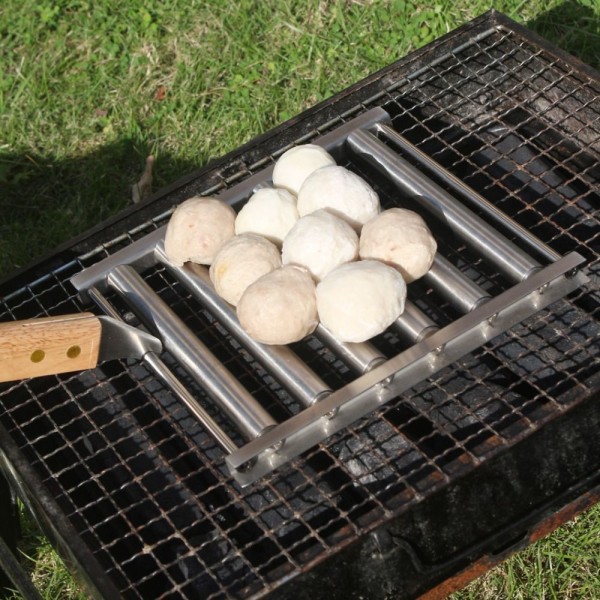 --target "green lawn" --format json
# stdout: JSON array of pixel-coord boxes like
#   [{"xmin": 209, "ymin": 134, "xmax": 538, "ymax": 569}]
[
  {"xmin": 1, "ymin": 0, "xmax": 599, "ymax": 598},
  {"xmin": 2, "ymin": 0, "xmax": 599, "ymax": 278}
]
